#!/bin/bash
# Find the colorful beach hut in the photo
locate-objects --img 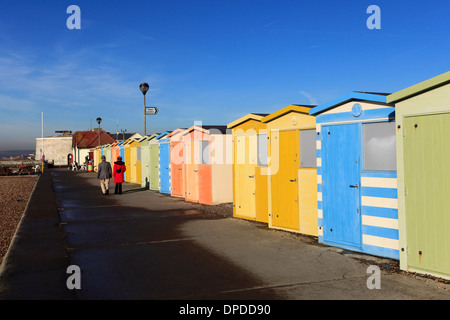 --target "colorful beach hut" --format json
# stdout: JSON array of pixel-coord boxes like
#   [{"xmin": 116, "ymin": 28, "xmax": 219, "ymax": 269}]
[
  {"xmin": 170, "ymin": 129, "xmax": 187, "ymax": 198},
  {"xmin": 387, "ymin": 71, "xmax": 450, "ymax": 279},
  {"xmin": 111, "ymin": 141, "xmax": 120, "ymax": 164},
  {"xmin": 309, "ymin": 92, "xmax": 398, "ymax": 259},
  {"xmin": 149, "ymin": 132, "xmax": 168, "ymax": 190},
  {"xmin": 227, "ymin": 113, "xmax": 269, "ymax": 223},
  {"xmin": 104, "ymin": 143, "xmax": 112, "ymax": 163},
  {"xmin": 181, "ymin": 125, "xmax": 232, "ymax": 205},
  {"xmin": 140, "ymin": 135, "xmax": 157, "ymax": 189},
  {"xmin": 158, "ymin": 131, "xmax": 173, "ymax": 194},
  {"xmin": 130, "ymin": 139, "xmax": 141, "ymax": 185},
  {"xmin": 119, "ymin": 140, "xmax": 126, "ymax": 165},
  {"xmin": 123, "ymin": 139, "xmax": 134, "ymax": 182},
  {"xmin": 261, "ymin": 105, "xmax": 318, "ymax": 235},
  {"xmin": 93, "ymin": 145, "xmax": 101, "ymax": 172}
]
